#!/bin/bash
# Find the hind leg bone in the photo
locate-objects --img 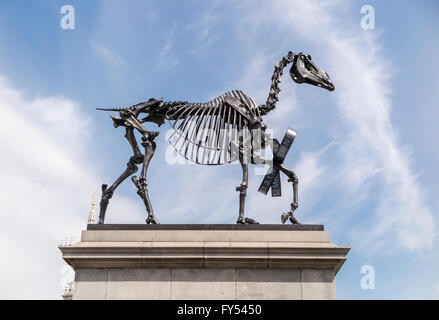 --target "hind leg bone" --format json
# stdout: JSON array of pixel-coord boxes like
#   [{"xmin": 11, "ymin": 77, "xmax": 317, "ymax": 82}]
[
  {"xmin": 132, "ymin": 133, "xmax": 159, "ymax": 224},
  {"xmin": 98, "ymin": 156, "xmax": 140, "ymax": 224},
  {"xmin": 98, "ymin": 128, "xmax": 143, "ymax": 224}
]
